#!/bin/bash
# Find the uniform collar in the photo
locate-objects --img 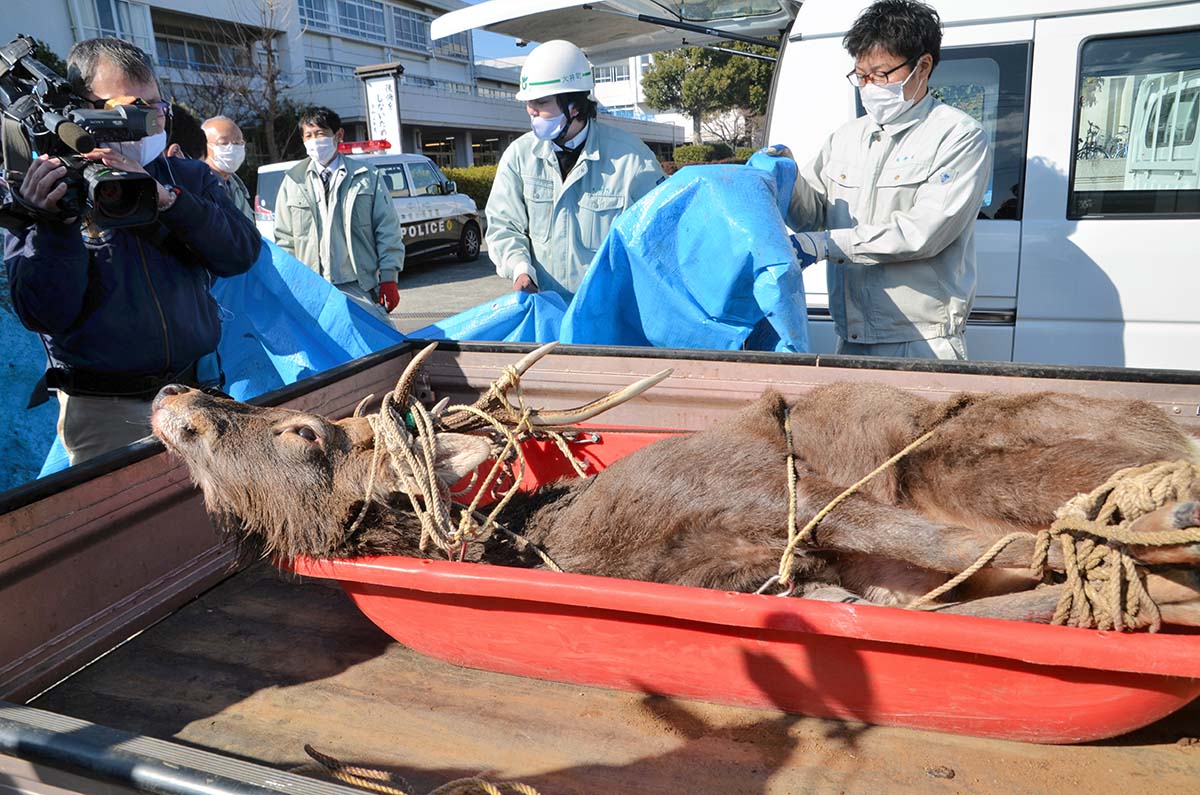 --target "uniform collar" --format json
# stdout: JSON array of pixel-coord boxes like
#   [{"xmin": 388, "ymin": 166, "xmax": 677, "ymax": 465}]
[
  {"xmin": 874, "ymin": 93, "xmax": 936, "ymax": 136},
  {"xmin": 307, "ymin": 153, "xmax": 345, "ymax": 176},
  {"xmin": 553, "ymin": 122, "xmax": 589, "ymax": 152},
  {"xmin": 536, "ymin": 121, "xmax": 600, "ymax": 161}
]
